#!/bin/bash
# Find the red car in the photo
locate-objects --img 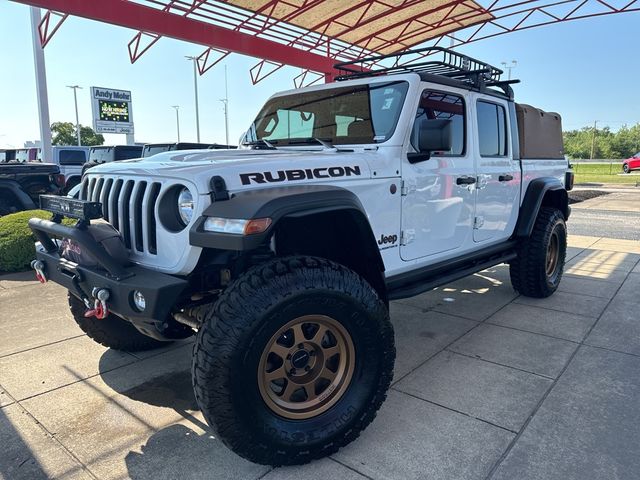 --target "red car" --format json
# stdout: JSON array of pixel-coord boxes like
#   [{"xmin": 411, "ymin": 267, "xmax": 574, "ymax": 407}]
[{"xmin": 623, "ymin": 152, "xmax": 640, "ymax": 173}]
